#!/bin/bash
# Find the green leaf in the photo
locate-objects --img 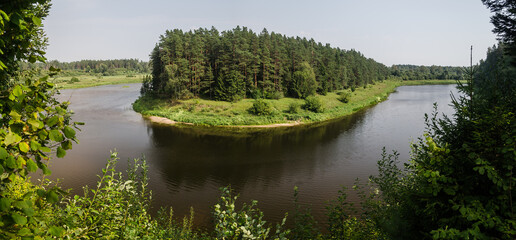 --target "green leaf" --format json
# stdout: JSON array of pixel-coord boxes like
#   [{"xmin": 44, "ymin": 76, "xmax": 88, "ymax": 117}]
[
  {"xmin": 12, "ymin": 85, "xmax": 23, "ymax": 97},
  {"xmin": 48, "ymin": 129, "xmax": 63, "ymax": 142},
  {"xmin": 0, "ymin": 147, "xmax": 8, "ymax": 159},
  {"xmin": 47, "ymin": 116, "xmax": 59, "ymax": 127},
  {"xmin": 5, "ymin": 156, "xmax": 16, "ymax": 169},
  {"xmin": 22, "ymin": 207, "xmax": 34, "ymax": 217},
  {"xmin": 46, "ymin": 190, "xmax": 59, "ymax": 204},
  {"xmin": 38, "ymin": 129, "xmax": 48, "ymax": 140},
  {"xmin": 28, "ymin": 55, "xmax": 37, "ymax": 64},
  {"xmin": 19, "ymin": 142, "xmax": 30, "ymax": 153},
  {"xmin": 13, "ymin": 200, "xmax": 28, "ymax": 209},
  {"xmin": 0, "ymin": 197, "xmax": 12, "ymax": 212},
  {"xmin": 32, "ymin": 16, "xmax": 41, "ymax": 26},
  {"xmin": 0, "ymin": 10, "xmax": 9, "ymax": 21},
  {"xmin": 41, "ymin": 164, "xmax": 51, "ymax": 175},
  {"xmin": 48, "ymin": 226, "xmax": 65, "ymax": 237},
  {"xmin": 16, "ymin": 156, "xmax": 26, "ymax": 169},
  {"xmin": 9, "ymin": 110, "xmax": 22, "ymax": 121},
  {"xmin": 18, "ymin": 227, "xmax": 31, "ymax": 236},
  {"xmin": 26, "ymin": 159, "xmax": 37, "ymax": 172},
  {"xmin": 63, "ymin": 126, "xmax": 76, "ymax": 138},
  {"xmin": 39, "ymin": 146, "xmax": 51, "ymax": 153},
  {"xmin": 11, "ymin": 213, "xmax": 27, "ymax": 225},
  {"xmin": 4, "ymin": 132, "xmax": 21, "ymax": 145},
  {"xmin": 36, "ymin": 189, "xmax": 46, "ymax": 198},
  {"xmin": 0, "ymin": 164, "xmax": 3, "ymax": 175},
  {"xmin": 56, "ymin": 147, "xmax": 66, "ymax": 158},
  {"xmin": 28, "ymin": 119, "xmax": 43, "ymax": 129},
  {"xmin": 61, "ymin": 140, "xmax": 72, "ymax": 150},
  {"xmin": 30, "ymin": 140, "xmax": 40, "ymax": 151}
]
